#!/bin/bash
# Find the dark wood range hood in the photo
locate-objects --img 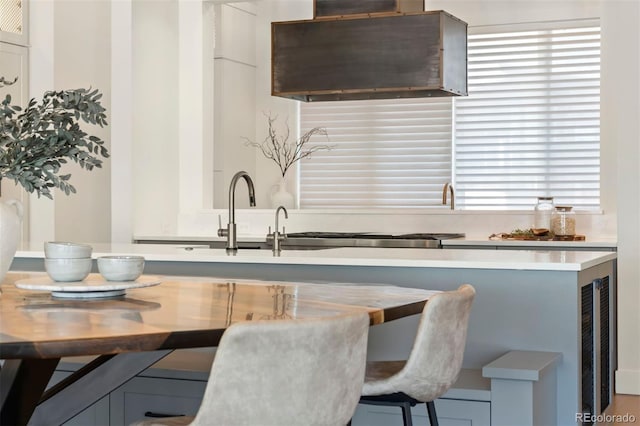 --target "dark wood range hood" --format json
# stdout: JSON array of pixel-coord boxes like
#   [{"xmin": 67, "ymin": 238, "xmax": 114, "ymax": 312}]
[{"xmin": 271, "ymin": 0, "xmax": 468, "ymax": 102}]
